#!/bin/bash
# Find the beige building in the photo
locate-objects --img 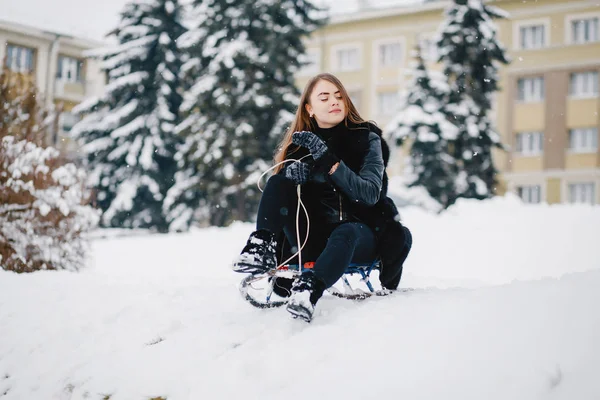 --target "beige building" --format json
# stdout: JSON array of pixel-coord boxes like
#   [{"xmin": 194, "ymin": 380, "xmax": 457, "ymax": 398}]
[
  {"xmin": 297, "ymin": 0, "xmax": 600, "ymax": 205},
  {"xmin": 0, "ymin": 19, "xmax": 106, "ymax": 152}
]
